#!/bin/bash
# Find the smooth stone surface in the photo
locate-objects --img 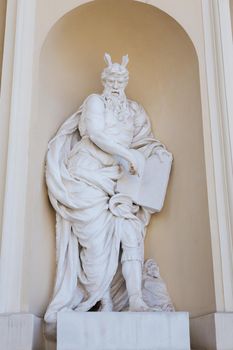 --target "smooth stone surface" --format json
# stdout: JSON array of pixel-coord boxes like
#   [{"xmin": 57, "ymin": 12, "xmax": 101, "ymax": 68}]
[
  {"xmin": 0, "ymin": 313, "xmax": 43, "ymax": 350},
  {"xmin": 57, "ymin": 311, "xmax": 190, "ymax": 350}
]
